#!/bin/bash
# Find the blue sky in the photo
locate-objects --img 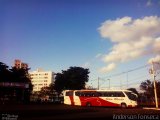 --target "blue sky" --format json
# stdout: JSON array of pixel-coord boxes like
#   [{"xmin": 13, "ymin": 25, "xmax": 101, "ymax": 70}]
[{"xmin": 1, "ymin": 0, "xmax": 160, "ymax": 89}]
